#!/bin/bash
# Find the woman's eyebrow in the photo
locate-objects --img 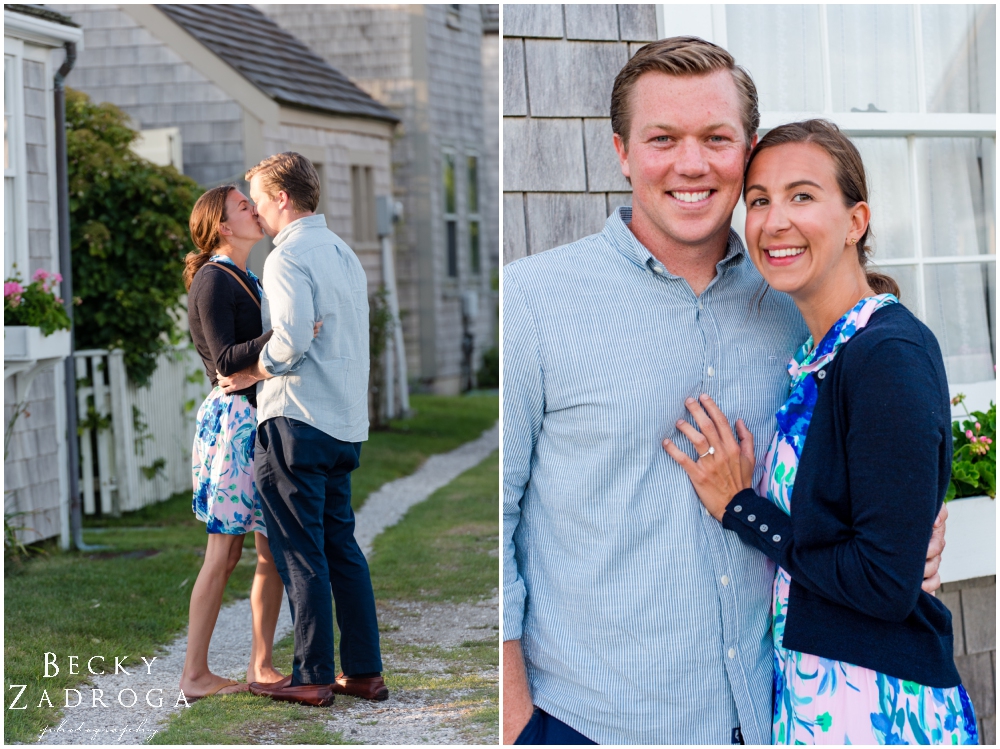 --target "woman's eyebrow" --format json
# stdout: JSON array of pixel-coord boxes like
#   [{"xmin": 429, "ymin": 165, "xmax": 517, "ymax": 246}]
[
  {"xmin": 744, "ymin": 179, "xmax": 824, "ymax": 194},
  {"xmin": 785, "ymin": 179, "xmax": 823, "ymax": 190}
]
